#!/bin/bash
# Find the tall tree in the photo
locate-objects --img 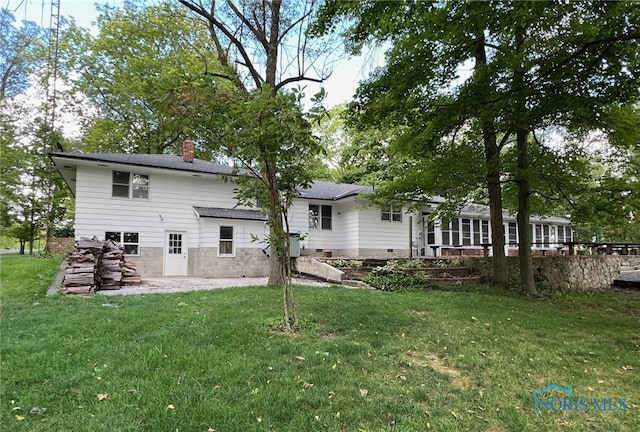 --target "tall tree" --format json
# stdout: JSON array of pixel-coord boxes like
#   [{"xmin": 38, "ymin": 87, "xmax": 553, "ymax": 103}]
[
  {"xmin": 490, "ymin": 2, "xmax": 639, "ymax": 293},
  {"xmin": 175, "ymin": 0, "xmax": 336, "ymax": 332},
  {"xmin": 58, "ymin": 2, "xmax": 219, "ymax": 154},
  {"xmin": 317, "ymin": 1, "xmax": 640, "ymax": 294},
  {"xmin": 315, "ymin": 1, "xmax": 510, "ymax": 286},
  {"xmin": 0, "ymin": 9, "xmax": 69, "ymax": 254},
  {"xmin": 0, "ymin": 8, "xmax": 43, "ymax": 103}
]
